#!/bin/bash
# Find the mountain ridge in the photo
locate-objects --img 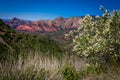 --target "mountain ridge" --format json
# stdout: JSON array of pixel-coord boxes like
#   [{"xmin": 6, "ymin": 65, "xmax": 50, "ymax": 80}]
[{"xmin": 3, "ymin": 17, "xmax": 83, "ymax": 33}]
